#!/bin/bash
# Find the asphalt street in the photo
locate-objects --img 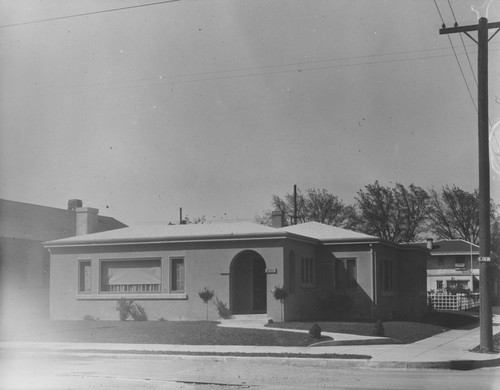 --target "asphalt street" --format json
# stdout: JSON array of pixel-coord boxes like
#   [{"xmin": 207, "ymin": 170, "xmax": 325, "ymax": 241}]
[{"xmin": 1, "ymin": 350, "xmax": 500, "ymax": 390}]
